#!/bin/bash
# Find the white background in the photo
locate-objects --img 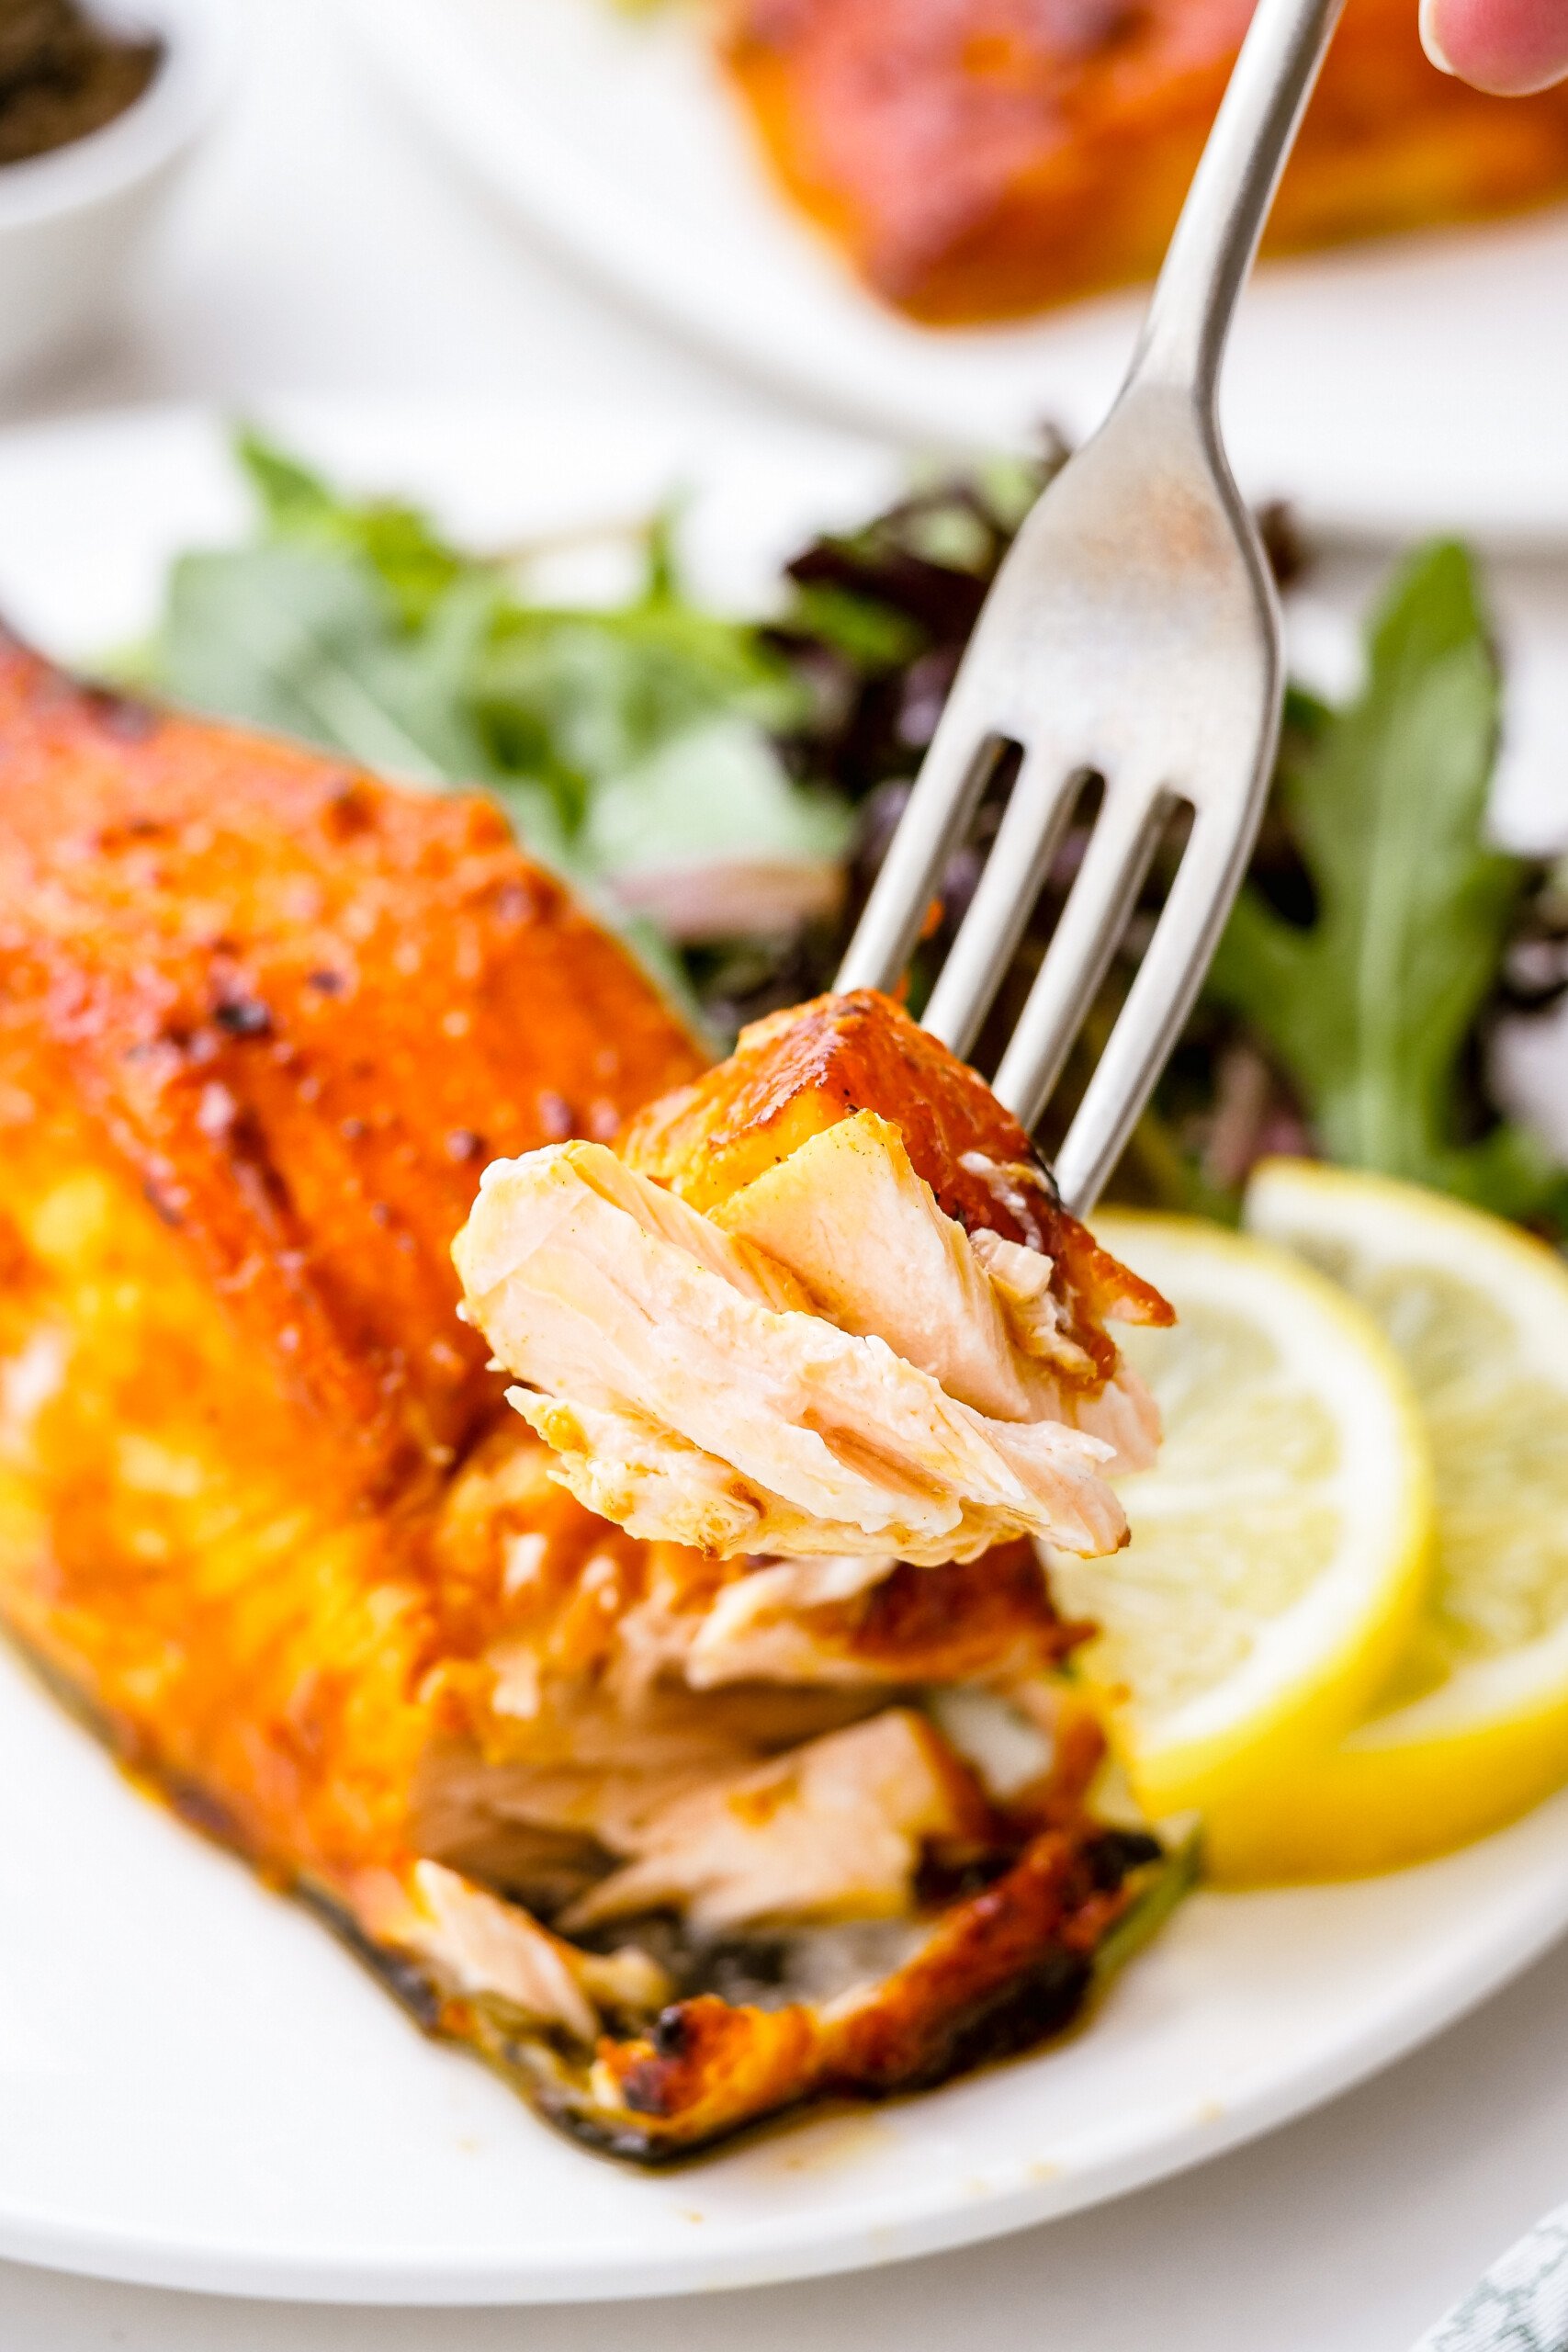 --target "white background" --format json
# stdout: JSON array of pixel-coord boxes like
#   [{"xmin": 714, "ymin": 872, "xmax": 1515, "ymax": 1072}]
[{"xmin": 2, "ymin": 1, "xmax": 1565, "ymax": 2340}]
